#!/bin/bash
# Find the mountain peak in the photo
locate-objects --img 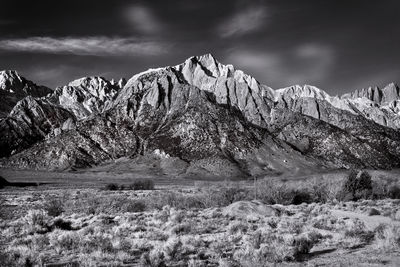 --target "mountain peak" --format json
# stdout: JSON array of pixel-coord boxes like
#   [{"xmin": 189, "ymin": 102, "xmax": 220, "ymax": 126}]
[
  {"xmin": 194, "ymin": 53, "xmax": 218, "ymax": 63},
  {"xmin": 0, "ymin": 70, "xmax": 53, "ymax": 117},
  {"xmin": 275, "ymin": 84, "xmax": 331, "ymax": 101},
  {"xmin": 382, "ymin": 82, "xmax": 400, "ymax": 104},
  {"xmin": 0, "ymin": 69, "xmax": 20, "ymax": 77},
  {"xmin": 0, "ymin": 70, "xmax": 24, "ymax": 91},
  {"xmin": 68, "ymin": 76, "xmax": 110, "ymax": 87},
  {"xmin": 342, "ymin": 82, "xmax": 400, "ymax": 104}
]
